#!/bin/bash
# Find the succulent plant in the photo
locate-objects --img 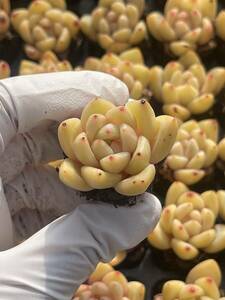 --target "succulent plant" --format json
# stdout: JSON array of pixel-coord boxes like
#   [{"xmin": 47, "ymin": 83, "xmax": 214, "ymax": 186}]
[
  {"xmin": 146, "ymin": 0, "xmax": 217, "ymax": 57},
  {"xmin": 80, "ymin": 0, "xmax": 146, "ymax": 53},
  {"xmin": 0, "ymin": 0, "xmax": 10, "ymax": 40},
  {"xmin": 19, "ymin": 50, "xmax": 72, "ymax": 75},
  {"xmin": 149, "ymin": 51, "xmax": 225, "ymax": 121},
  {"xmin": 78, "ymin": 48, "xmax": 151, "ymax": 99},
  {"xmin": 73, "ymin": 262, "xmax": 145, "ymax": 300},
  {"xmin": 57, "ymin": 98, "xmax": 178, "ymax": 199},
  {"xmin": 11, "ymin": 0, "xmax": 80, "ymax": 60},
  {"xmin": 163, "ymin": 119, "xmax": 219, "ymax": 185},
  {"xmin": 0, "ymin": 60, "xmax": 10, "ymax": 79},
  {"xmin": 148, "ymin": 182, "xmax": 225, "ymax": 260},
  {"xmin": 154, "ymin": 259, "xmax": 225, "ymax": 300}
]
